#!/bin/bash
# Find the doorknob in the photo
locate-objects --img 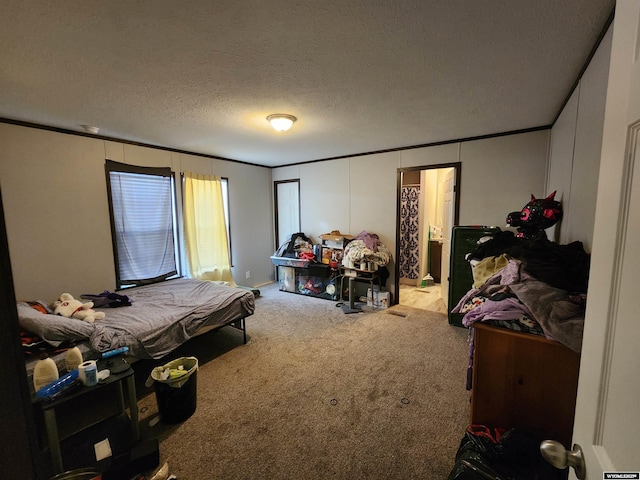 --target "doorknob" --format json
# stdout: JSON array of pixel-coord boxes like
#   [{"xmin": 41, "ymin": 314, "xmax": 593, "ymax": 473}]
[{"xmin": 540, "ymin": 440, "xmax": 586, "ymax": 480}]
